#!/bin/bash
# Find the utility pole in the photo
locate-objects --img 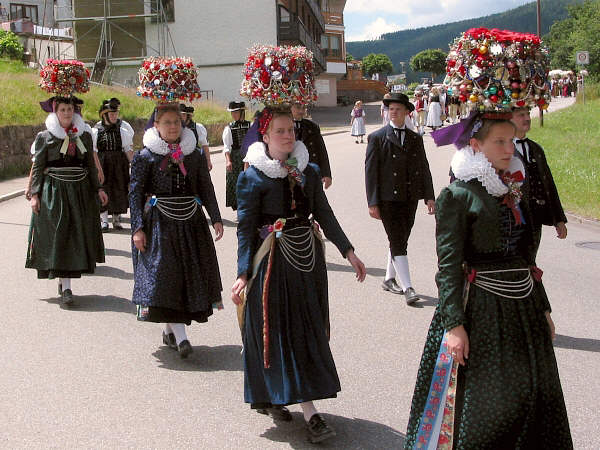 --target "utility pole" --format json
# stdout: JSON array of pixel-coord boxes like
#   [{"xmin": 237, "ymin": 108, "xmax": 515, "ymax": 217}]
[{"xmin": 537, "ymin": 0, "xmax": 544, "ymax": 127}]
